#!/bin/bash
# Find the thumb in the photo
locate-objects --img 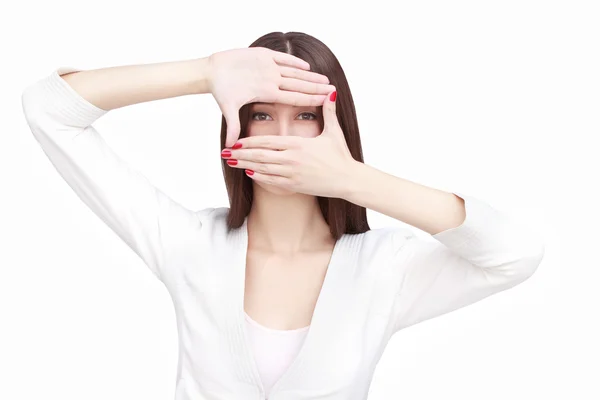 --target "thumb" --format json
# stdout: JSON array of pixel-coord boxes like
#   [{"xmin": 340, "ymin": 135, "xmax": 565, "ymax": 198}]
[
  {"xmin": 221, "ymin": 103, "xmax": 241, "ymax": 148},
  {"xmin": 322, "ymin": 90, "xmax": 340, "ymax": 133}
]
